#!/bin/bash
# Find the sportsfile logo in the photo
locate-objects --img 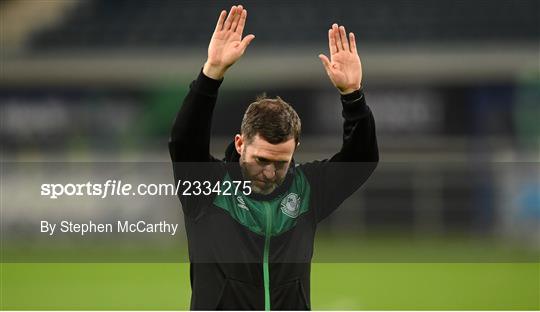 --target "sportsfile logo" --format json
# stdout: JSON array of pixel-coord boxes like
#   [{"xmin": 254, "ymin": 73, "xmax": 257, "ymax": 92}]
[{"xmin": 40, "ymin": 179, "xmax": 252, "ymax": 199}]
